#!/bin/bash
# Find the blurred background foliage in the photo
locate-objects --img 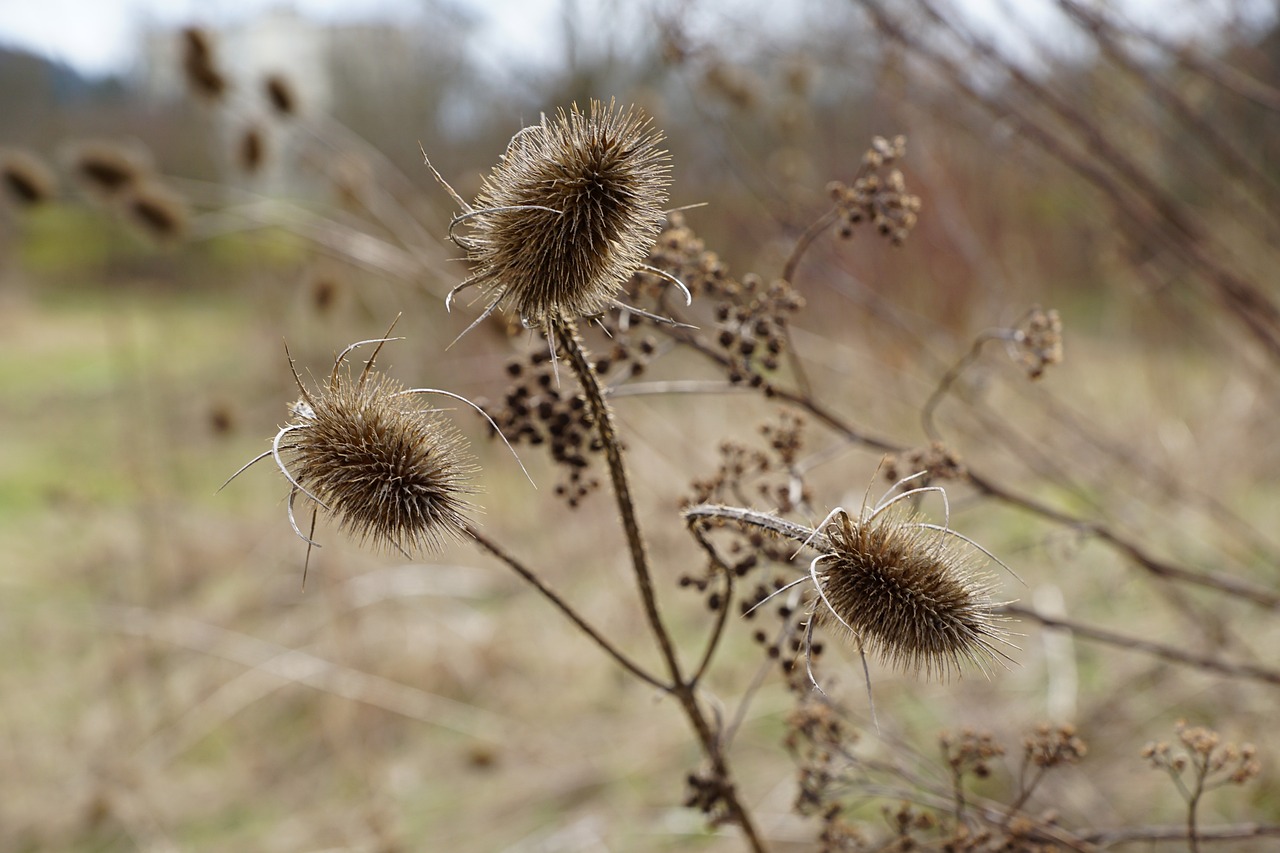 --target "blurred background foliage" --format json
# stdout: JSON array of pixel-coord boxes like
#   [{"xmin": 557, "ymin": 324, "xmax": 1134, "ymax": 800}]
[{"xmin": 2, "ymin": 0, "xmax": 1280, "ymax": 850}]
